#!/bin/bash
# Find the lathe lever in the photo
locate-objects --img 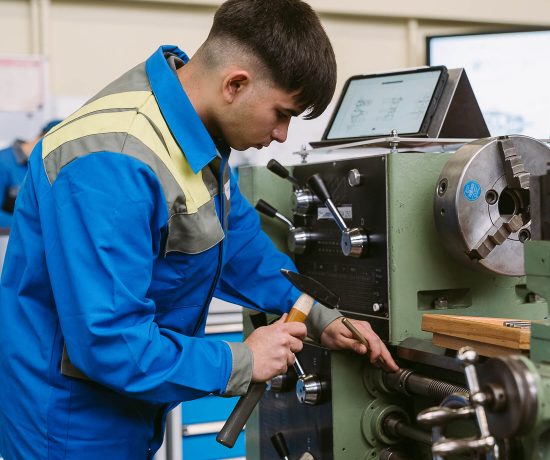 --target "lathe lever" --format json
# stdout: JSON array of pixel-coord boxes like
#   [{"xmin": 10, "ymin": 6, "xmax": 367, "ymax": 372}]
[
  {"xmin": 432, "ymin": 436, "xmax": 496, "ymax": 456},
  {"xmin": 417, "ymin": 406, "xmax": 474, "ymax": 425},
  {"xmin": 306, "ymin": 173, "xmax": 369, "ymax": 257}
]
